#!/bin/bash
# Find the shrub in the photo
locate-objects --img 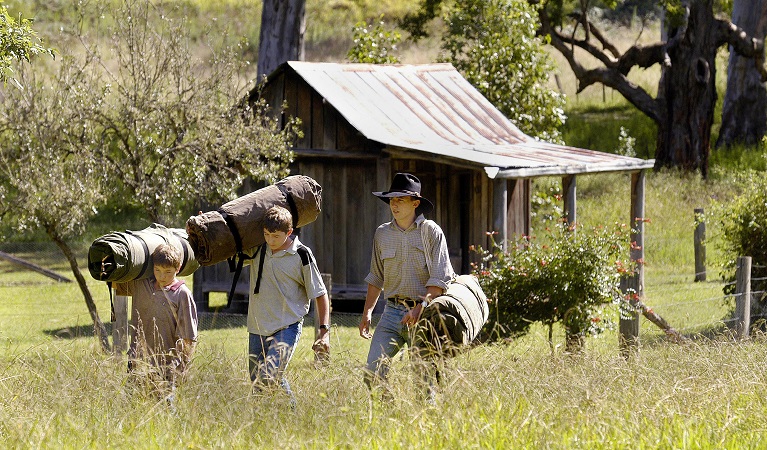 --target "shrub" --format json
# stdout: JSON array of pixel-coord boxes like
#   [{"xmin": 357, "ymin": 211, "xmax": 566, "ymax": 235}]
[
  {"xmin": 347, "ymin": 16, "xmax": 401, "ymax": 64},
  {"xmin": 474, "ymin": 221, "xmax": 634, "ymax": 351},
  {"xmin": 710, "ymin": 170, "xmax": 767, "ymax": 320}
]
